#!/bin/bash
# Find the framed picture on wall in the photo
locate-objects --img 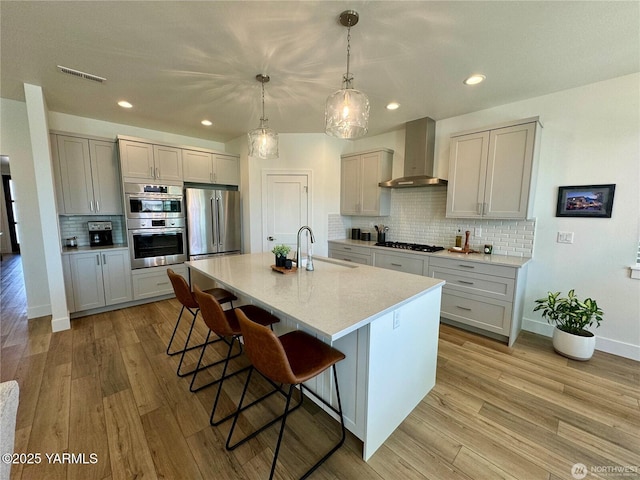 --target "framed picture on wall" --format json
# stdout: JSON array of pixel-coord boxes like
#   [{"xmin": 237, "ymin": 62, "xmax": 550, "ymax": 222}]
[{"xmin": 556, "ymin": 184, "xmax": 616, "ymax": 218}]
